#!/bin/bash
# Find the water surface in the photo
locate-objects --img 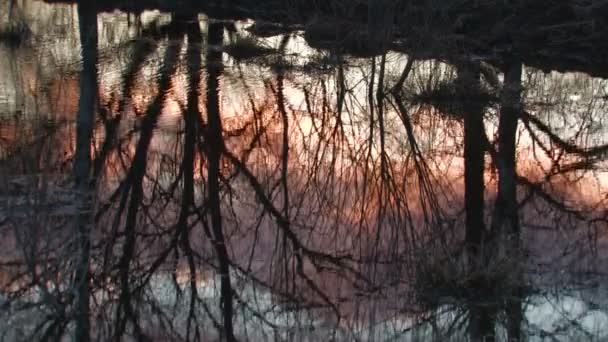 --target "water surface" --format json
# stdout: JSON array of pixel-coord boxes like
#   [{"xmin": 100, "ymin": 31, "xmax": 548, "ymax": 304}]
[{"xmin": 1, "ymin": 1, "xmax": 608, "ymax": 341}]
